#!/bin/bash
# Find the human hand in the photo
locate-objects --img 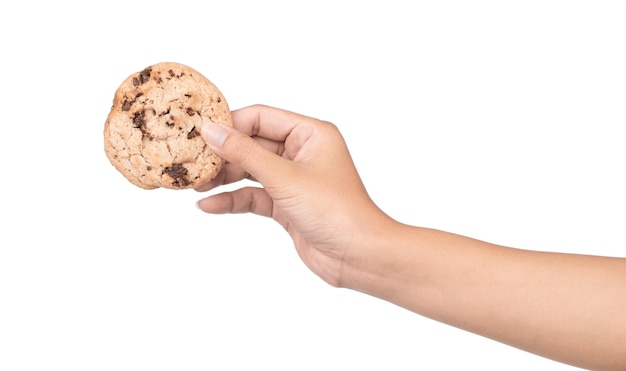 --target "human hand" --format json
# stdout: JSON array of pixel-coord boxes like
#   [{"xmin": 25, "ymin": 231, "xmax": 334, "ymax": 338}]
[{"xmin": 196, "ymin": 105, "xmax": 392, "ymax": 286}]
